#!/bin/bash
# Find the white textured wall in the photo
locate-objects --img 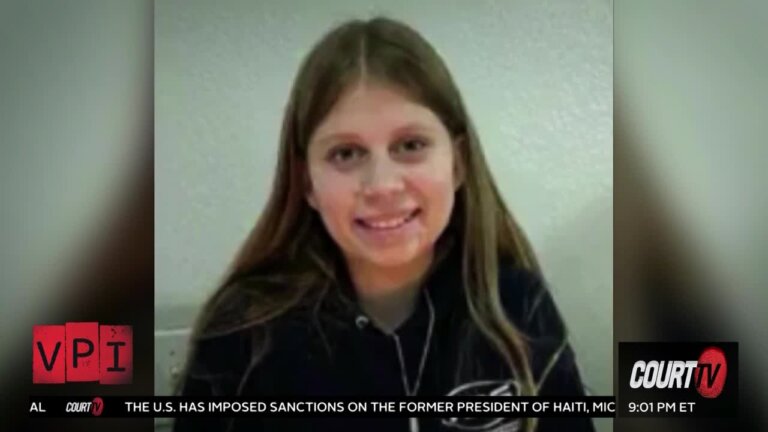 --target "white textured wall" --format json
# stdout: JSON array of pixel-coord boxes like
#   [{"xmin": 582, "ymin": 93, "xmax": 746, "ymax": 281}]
[{"xmin": 156, "ymin": 2, "xmax": 612, "ymax": 429}]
